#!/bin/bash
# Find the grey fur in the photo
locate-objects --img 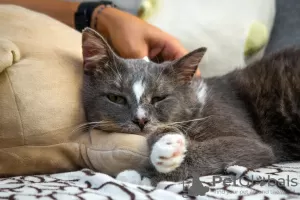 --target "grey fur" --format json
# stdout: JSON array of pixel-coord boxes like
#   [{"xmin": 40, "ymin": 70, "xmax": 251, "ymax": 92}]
[{"xmin": 81, "ymin": 28, "xmax": 300, "ymax": 185}]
